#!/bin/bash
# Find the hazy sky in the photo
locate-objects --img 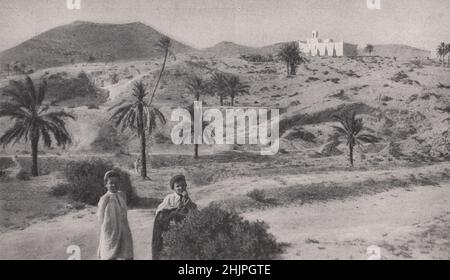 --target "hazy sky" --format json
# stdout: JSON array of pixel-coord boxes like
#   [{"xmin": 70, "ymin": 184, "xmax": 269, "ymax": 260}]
[{"xmin": 0, "ymin": 0, "xmax": 449, "ymax": 52}]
